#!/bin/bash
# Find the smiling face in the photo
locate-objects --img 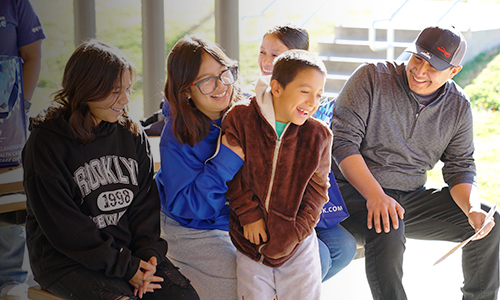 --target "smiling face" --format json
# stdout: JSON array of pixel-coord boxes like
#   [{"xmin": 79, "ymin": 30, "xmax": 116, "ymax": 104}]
[
  {"xmin": 406, "ymin": 54, "xmax": 461, "ymax": 95},
  {"xmin": 87, "ymin": 68, "xmax": 131, "ymax": 125},
  {"xmin": 186, "ymin": 51, "xmax": 234, "ymax": 120},
  {"xmin": 258, "ymin": 35, "xmax": 290, "ymax": 76},
  {"xmin": 271, "ymin": 67, "xmax": 325, "ymax": 126}
]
